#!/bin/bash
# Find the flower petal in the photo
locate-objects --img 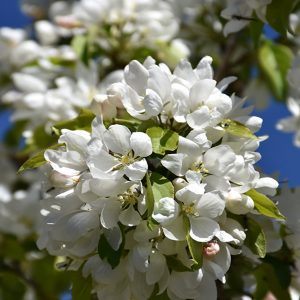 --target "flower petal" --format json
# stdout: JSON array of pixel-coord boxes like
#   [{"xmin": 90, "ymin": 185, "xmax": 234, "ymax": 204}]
[
  {"xmin": 130, "ymin": 132, "xmax": 152, "ymax": 157},
  {"xmin": 189, "ymin": 217, "xmax": 220, "ymax": 242}
]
